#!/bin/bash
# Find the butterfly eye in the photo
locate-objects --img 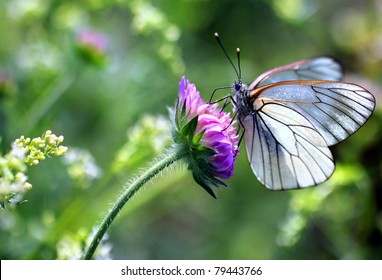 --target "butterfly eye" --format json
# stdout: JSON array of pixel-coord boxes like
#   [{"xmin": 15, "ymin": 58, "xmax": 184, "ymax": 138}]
[{"xmin": 234, "ymin": 81, "xmax": 242, "ymax": 92}]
